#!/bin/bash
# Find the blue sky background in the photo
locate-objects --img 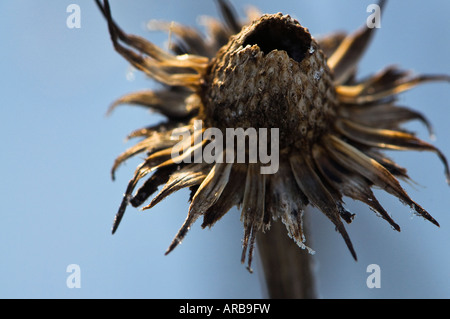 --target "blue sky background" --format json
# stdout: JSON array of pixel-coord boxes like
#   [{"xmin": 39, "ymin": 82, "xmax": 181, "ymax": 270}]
[{"xmin": 1, "ymin": 0, "xmax": 450, "ymax": 299}]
